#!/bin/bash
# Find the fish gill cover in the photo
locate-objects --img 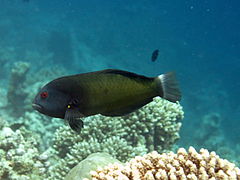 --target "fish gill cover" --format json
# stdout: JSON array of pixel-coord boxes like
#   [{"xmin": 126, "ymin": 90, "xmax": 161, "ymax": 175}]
[{"xmin": 0, "ymin": 0, "xmax": 239, "ymax": 179}]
